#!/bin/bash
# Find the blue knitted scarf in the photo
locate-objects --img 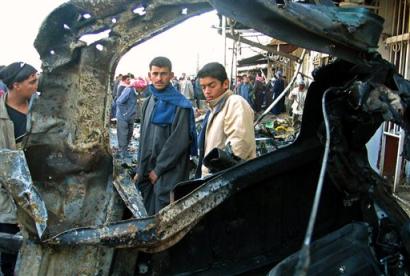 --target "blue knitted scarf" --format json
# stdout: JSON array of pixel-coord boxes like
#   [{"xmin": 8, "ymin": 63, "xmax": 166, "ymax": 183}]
[{"xmin": 150, "ymin": 84, "xmax": 198, "ymax": 156}]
